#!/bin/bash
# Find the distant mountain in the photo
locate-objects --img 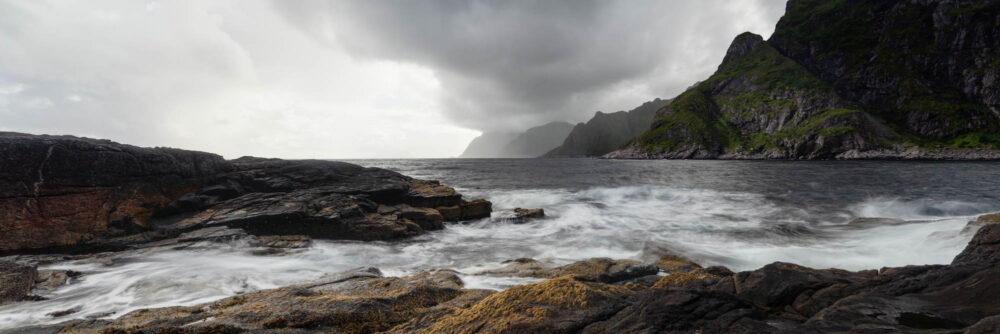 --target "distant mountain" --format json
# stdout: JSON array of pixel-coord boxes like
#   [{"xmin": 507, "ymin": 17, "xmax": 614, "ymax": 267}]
[
  {"xmin": 608, "ymin": 0, "xmax": 1000, "ymax": 160},
  {"xmin": 458, "ymin": 132, "xmax": 520, "ymax": 158},
  {"xmin": 459, "ymin": 122, "xmax": 574, "ymax": 158},
  {"xmin": 544, "ymin": 99, "xmax": 671, "ymax": 157}
]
